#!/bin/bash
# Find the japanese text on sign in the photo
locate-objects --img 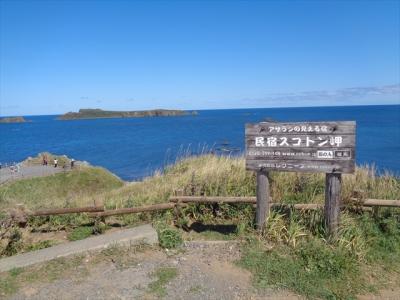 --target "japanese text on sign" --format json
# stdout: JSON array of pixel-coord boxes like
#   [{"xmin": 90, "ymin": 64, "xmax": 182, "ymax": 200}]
[
  {"xmin": 254, "ymin": 136, "xmax": 343, "ymax": 147},
  {"xmin": 245, "ymin": 121, "xmax": 356, "ymax": 174}
]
